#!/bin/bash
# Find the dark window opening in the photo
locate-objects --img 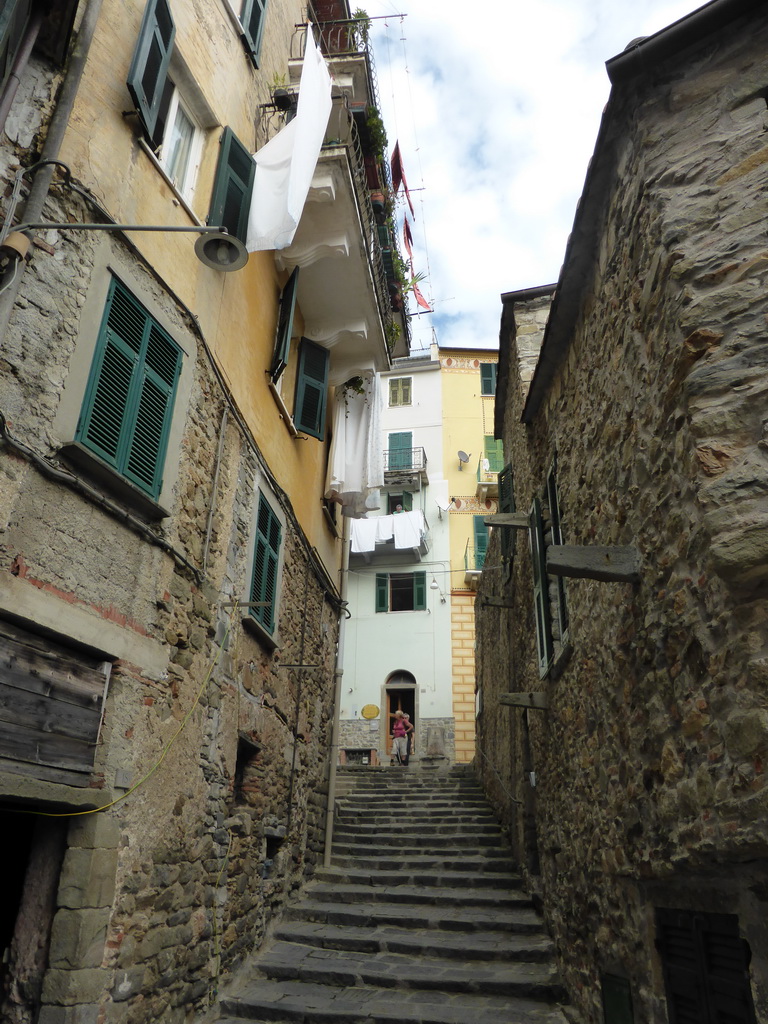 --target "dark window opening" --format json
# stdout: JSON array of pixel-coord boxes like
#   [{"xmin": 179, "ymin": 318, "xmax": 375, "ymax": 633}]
[{"xmin": 234, "ymin": 735, "xmax": 261, "ymax": 805}]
